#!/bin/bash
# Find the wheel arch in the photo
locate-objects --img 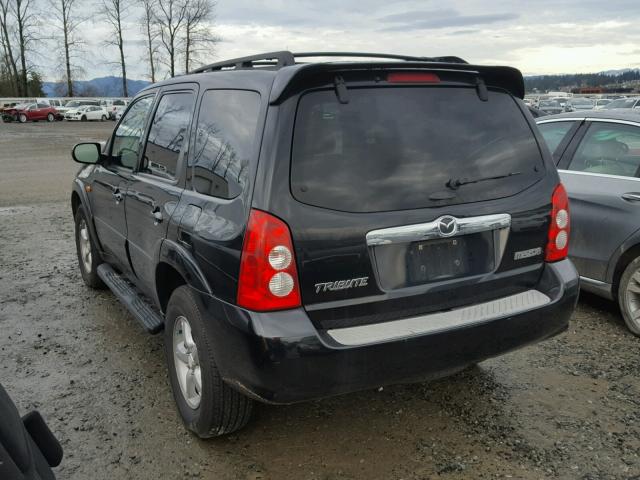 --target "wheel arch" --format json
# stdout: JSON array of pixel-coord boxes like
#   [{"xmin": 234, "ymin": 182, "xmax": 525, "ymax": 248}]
[
  {"xmin": 609, "ymin": 231, "xmax": 640, "ymax": 298},
  {"xmin": 156, "ymin": 240, "xmax": 212, "ymax": 313}
]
